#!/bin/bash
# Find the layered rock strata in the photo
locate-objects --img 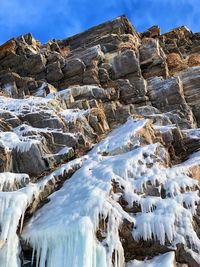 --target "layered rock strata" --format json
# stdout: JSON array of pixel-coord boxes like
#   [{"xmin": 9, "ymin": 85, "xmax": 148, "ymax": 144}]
[{"xmin": 0, "ymin": 16, "xmax": 200, "ymax": 267}]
